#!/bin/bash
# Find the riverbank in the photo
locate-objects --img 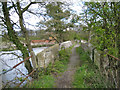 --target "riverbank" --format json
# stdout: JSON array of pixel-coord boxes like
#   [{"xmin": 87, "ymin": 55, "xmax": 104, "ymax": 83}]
[{"xmin": 0, "ymin": 47, "xmax": 47, "ymax": 88}]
